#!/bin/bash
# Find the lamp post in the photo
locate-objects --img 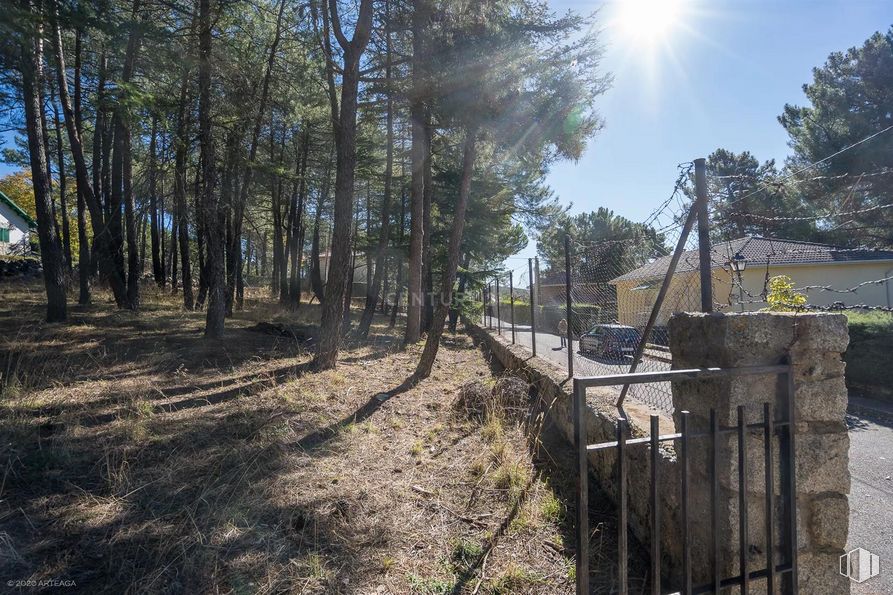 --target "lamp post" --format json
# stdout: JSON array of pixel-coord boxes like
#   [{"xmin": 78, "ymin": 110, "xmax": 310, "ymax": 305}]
[{"xmin": 730, "ymin": 252, "xmax": 747, "ymax": 312}]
